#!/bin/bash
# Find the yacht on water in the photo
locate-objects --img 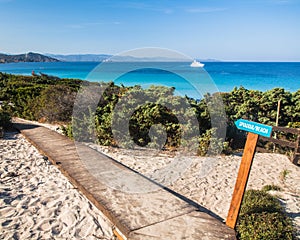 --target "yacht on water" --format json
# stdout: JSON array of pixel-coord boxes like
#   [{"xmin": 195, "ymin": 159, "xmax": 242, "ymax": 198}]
[{"xmin": 190, "ymin": 60, "xmax": 204, "ymax": 68}]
